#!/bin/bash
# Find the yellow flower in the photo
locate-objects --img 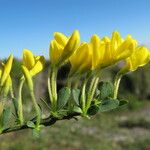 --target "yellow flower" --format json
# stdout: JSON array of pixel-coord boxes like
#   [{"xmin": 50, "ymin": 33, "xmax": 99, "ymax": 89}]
[
  {"xmin": 0, "ymin": 54, "xmax": 13, "ymax": 87},
  {"xmin": 50, "ymin": 30, "xmax": 80, "ymax": 67},
  {"xmin": 89, "ymin": 32, "xmax": 136, "ymax": 70},
  {"xmin": 69, "ymin": 43, "xmax": 92, "ymax": 76},
  {"xmin": 90, "ymin": 34, "xmax": 105, "ymax": 69},
  {"xmin": 23, "ymin": 49, "xmax": 45, "ymax": 76},
  {"xmin": 22, "ymin": 66, "xmax": 33, "ymax": 91},
  {"xmin": 119, "ymin": 46, "xmax": 150, "ymax": 74},
  {"xmin": 101, "ymin": 32, "xmax": 137, "ymax": 68}
]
